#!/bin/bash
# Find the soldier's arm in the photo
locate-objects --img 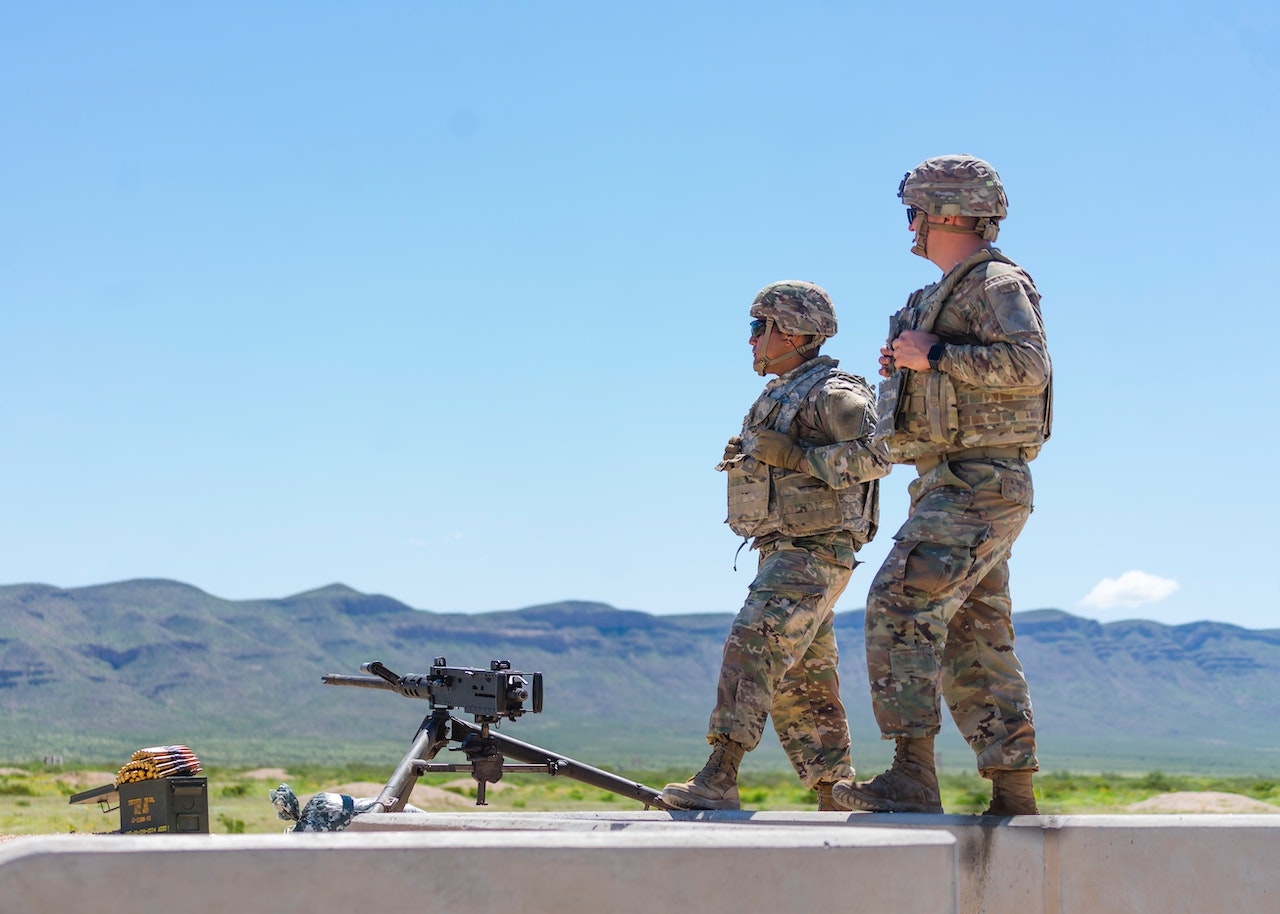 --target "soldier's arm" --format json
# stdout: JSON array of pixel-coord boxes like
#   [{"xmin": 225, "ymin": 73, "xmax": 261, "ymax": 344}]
[
  {"xmin": 800, "ymin": 384, "xmax": 891, "ymax": 489},
  {"xmin": 935, "ymin": 275, "xmax": 1050, "ymax": 390}
]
